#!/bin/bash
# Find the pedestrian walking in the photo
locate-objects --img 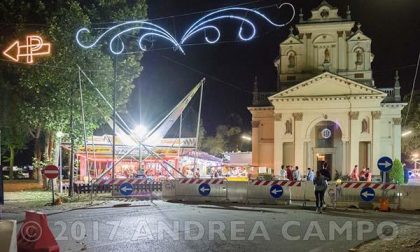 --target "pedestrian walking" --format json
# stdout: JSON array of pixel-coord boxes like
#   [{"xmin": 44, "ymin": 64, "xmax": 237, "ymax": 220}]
[{"xmin": 313, "ymin": 170, "xmax": 328, "ymax": 213}]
